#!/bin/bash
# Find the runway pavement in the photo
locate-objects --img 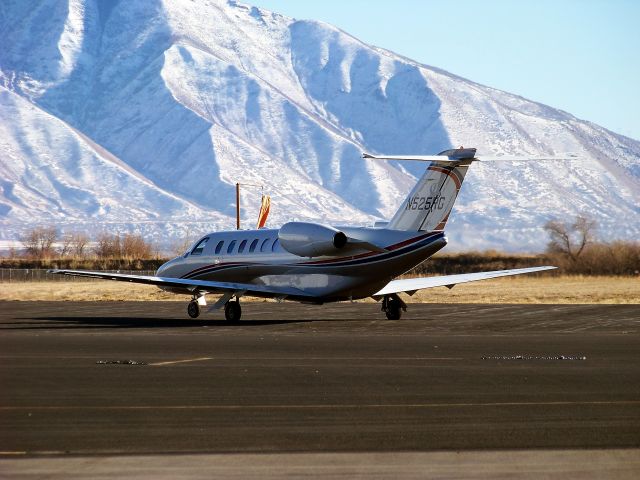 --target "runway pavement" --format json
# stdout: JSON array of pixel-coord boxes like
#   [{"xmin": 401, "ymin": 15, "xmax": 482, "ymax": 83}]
[{"xmin": 0, "ymin": 301, "xmax": 639, "ymax": 476}]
